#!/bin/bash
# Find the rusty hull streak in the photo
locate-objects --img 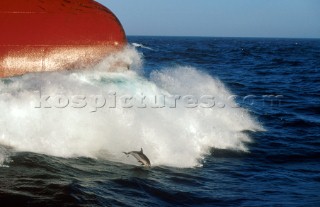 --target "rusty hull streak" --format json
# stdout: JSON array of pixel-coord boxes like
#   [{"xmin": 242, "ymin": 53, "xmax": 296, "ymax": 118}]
[{"xmin": 0, "ymin": 44, "xmax": 121, "ymax": 77}]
